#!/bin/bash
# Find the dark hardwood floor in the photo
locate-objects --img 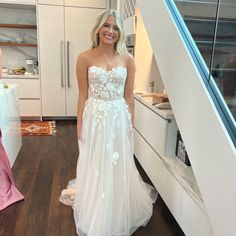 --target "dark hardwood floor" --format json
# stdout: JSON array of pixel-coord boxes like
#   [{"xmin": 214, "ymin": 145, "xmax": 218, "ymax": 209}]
[{"xmin": 0, "ymin": 121, "xmax": 184, "ymax": 236}]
